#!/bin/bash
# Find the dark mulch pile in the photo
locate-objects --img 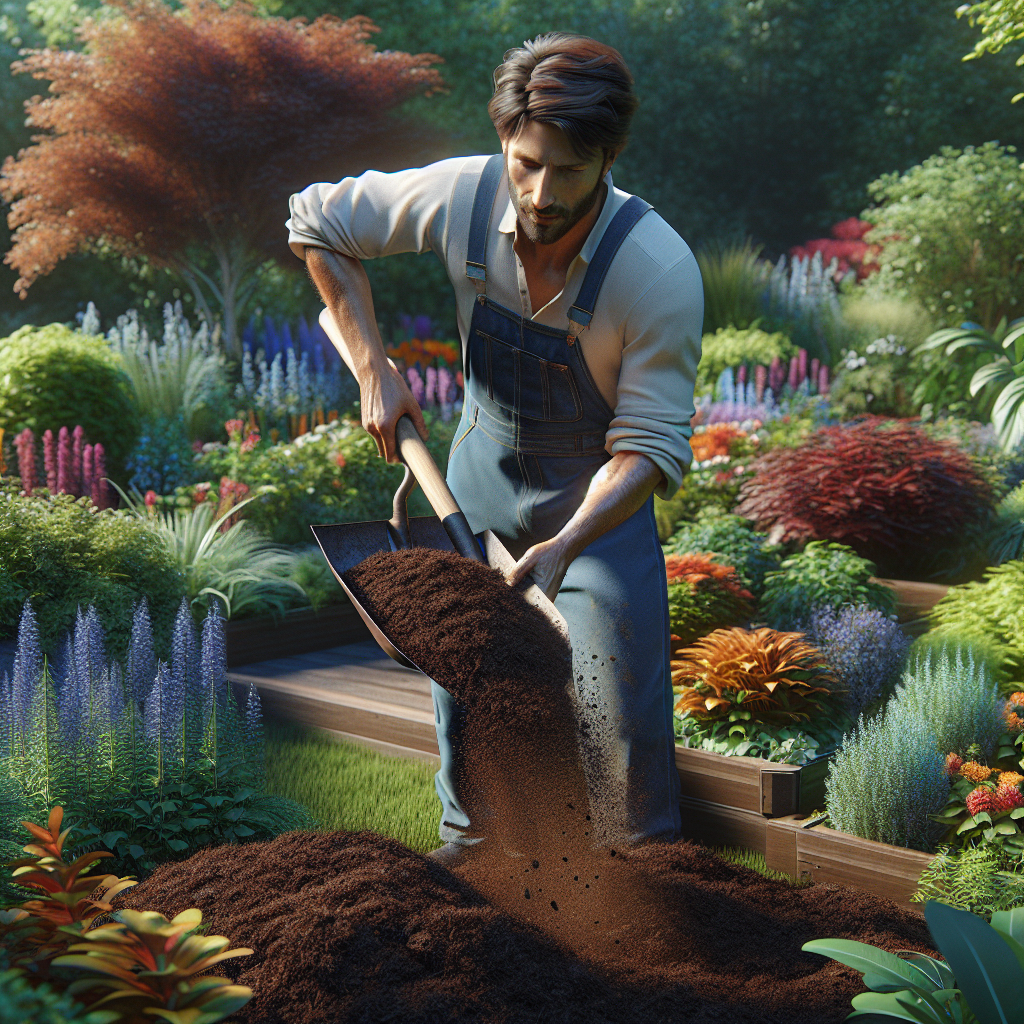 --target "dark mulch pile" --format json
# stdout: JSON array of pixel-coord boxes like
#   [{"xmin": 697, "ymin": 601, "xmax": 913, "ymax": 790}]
[
  {"xmin": 112, "ymin": 548, "xmax": 935, "ymax": 1022},
  {"xmin": 112, "ymin": 829, "xmax": 934, "ymax": 1024}
]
